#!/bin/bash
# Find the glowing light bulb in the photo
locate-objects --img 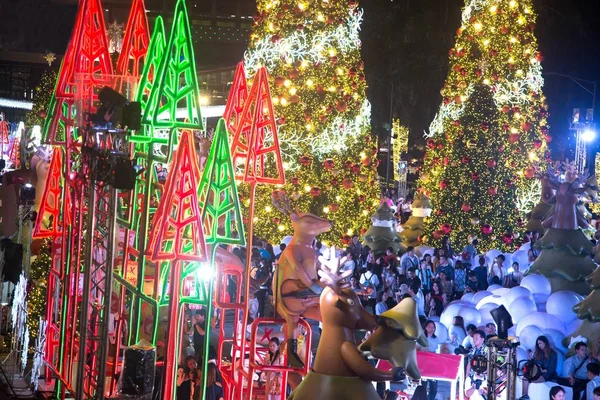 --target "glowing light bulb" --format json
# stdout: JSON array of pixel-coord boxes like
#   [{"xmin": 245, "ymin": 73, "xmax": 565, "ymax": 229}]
[
  {"xmin": 301, "ymin": 60, "xmax": 309, "ymax": 68},
  {"xmin": 510, "ymin": 37, "xmax": 517, "ymax": 43},
  {"xmin": 317, "ymin": 13, "xmax": 324, "ymax": 22},
  {"xmin": 284, "ymin": 79, "xmax": 292, "ymax": 87},
  {"xmin": 347, "ymin": 229, "xmax": 354, "ymax": 236},
  {"xmin": 514, "ymin": 112, "xmax": 521, "ymax": 119},
  {"xmin": 489, "ymin": 5, "xmax": 497, "ymax": 13},
  {"xmin": 306, "ymin": 79, "xmax": 314, "ymax": 87},
  {"xmin": 328, "ymin": 48, "xmax": 337, "ymax": 57},
  {"xmin": 289, "ymin": 87, "xmax": 297, "ymax": 95},
  {"xmin": 516, "ymin": 69, "xmax": 524, "ymax": 76},
  {"xmin": 323, "ymin": 207, "xmax": 330, "ymax": 214},
  {"xmin": 336, "ymin": 196, "xmax": 341, "ymax": 201},
  {"xmin": 508, "ymin": 57, "xmax": 515, "ymax": 63},
  {"xmin": 272, "ymin": 97, "xmax": 279, "ymax": 104},
  {"xmin": 473, "ymin": 22, "xmax": 483, "ymax": 31},
  {"xmin": 483, "ymin": 39, "xmax": 490, "ymax": 46},
  {"xmin": 265, "ymin": 206, "xmax": 272, "ymax": 212},
  {"xmin": 304, "ymin": 185, "xmax": 311, "ymax": 192},
  {"xmin": 306, "ymin": 123, "xmax": 313, "ymax": 131},
  {"xmin": 280, "ymin": 98, "xmax": 288, "ymax": 106},
  {"xmin": 483, "ymin": 78, "xmax": 491, "ymax": 85},
  {"xmin": 278, "ymin": 225, "xmax": 285, "ymax": 231},
  {"xmin": 328, "ymin": 86, "xmax": 337, "ymax": 92},
  {"xmin": 362, "ymin": 210, "xmax": 368, "ymax": 216},
  {"xmin": 253, "ymin": 217, "xmax": 259, "ymax": 222},
  {"xmin": 518, "ymin": 16, "xmax": 526, "ymax": 25},
  {"xmin": 353, "ymin": 93, "xmax": 359, "ymax": 99},
  {"xmin": 336, "ymin": 68, "xmax": 343, "ymax": 75},
  {"xmin": 360, "ymin": 152, "xmax": 366, "ymax": 159},
  {"xmin": 509, "ymin": 0, "xmax": 517, "ymax": 8},
  {"xmin": 298, "ymin": 2, "xmax": 306, "ymax": 11},
  {"xmin": 283, "ymin": 162, "xmax": 290, "ymax": 169},
  {"xmin": 511, "ymin": 128, "xmax": 518, "ymax": 134}
]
